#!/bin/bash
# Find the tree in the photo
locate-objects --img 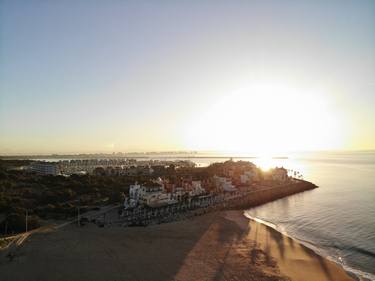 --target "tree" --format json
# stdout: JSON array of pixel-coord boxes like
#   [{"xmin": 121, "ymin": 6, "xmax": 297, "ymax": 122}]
[
  {"xmin": 93, "ymin": 167, "xmax": 106, "ymax": 176},
  {"xmin": 108, "ymin": 192, "xmax": 124, "ymax": 204}
]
